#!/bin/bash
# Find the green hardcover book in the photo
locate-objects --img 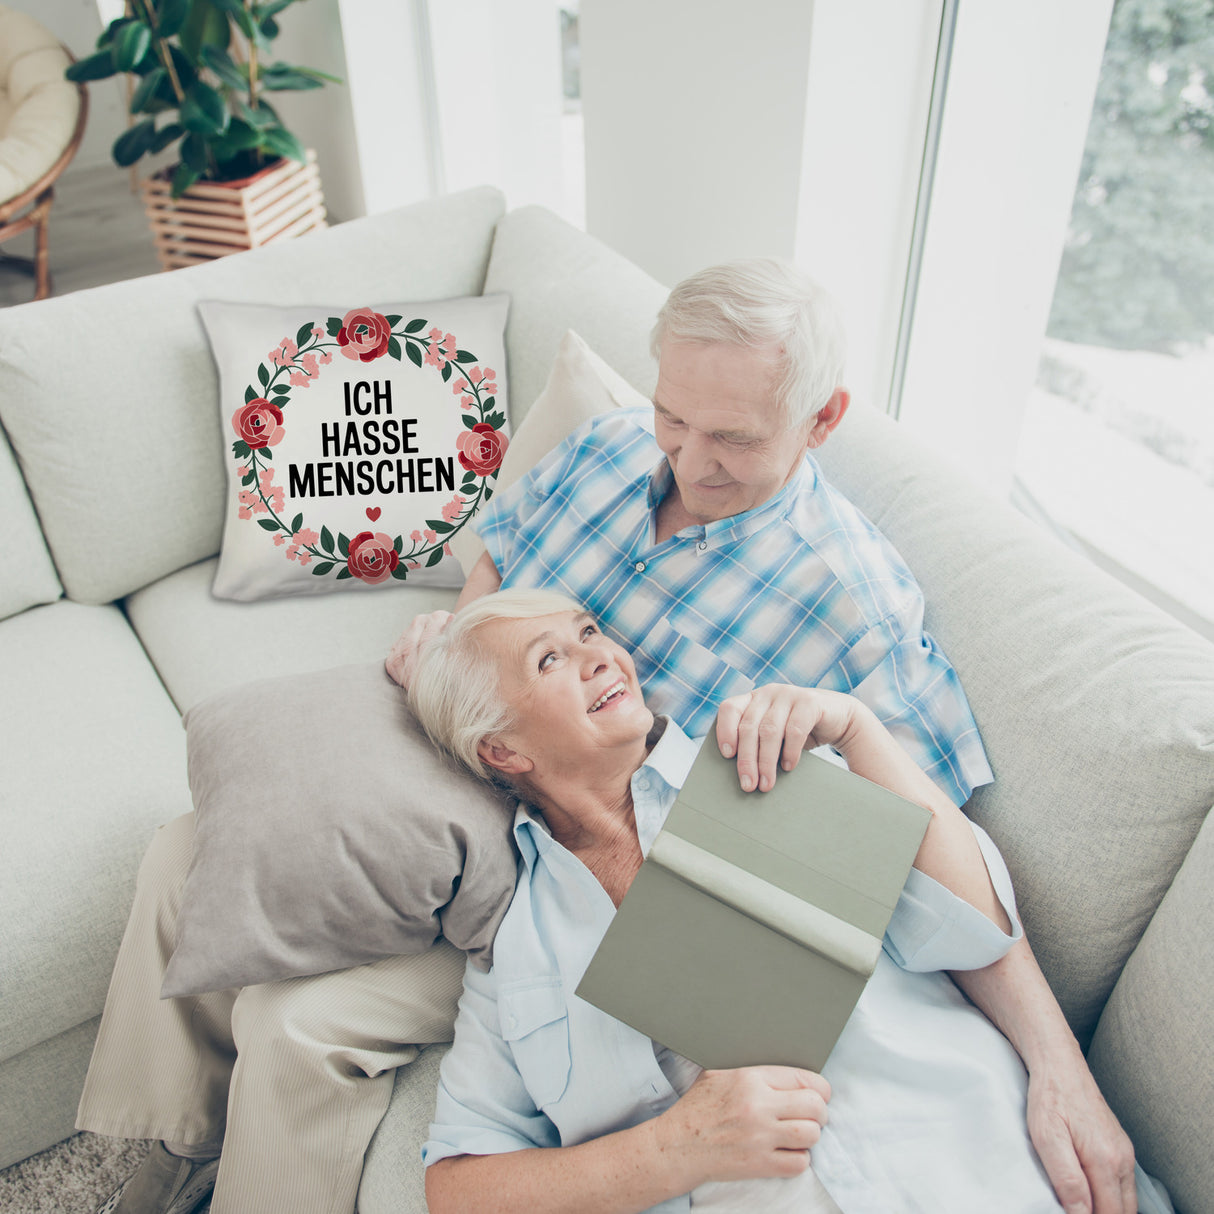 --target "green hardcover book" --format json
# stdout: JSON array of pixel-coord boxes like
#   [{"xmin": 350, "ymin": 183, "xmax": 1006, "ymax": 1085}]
[{"xmin": 575, "ymin": 744, "xmax": 932, "ymax": 1072}]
